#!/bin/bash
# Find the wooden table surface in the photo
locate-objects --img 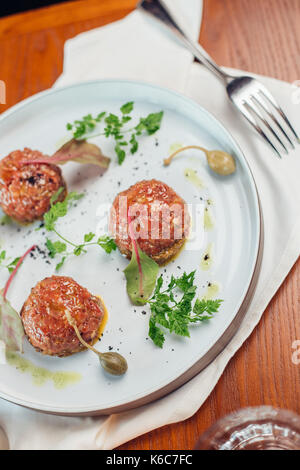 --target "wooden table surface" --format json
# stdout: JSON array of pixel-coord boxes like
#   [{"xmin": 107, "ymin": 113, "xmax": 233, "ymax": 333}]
[{"xmin": 0, "ymin": 0, "xmax": 299, "ymax": 450}]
